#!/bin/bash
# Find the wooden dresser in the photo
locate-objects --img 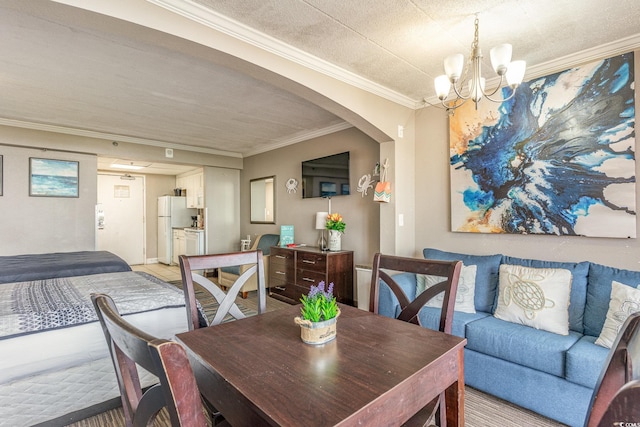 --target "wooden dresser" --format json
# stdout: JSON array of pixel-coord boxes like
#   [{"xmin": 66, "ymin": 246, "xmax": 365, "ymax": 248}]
[{"xmin": 269, "ymin": 246, "xmax": 354, "ymax": 305}]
